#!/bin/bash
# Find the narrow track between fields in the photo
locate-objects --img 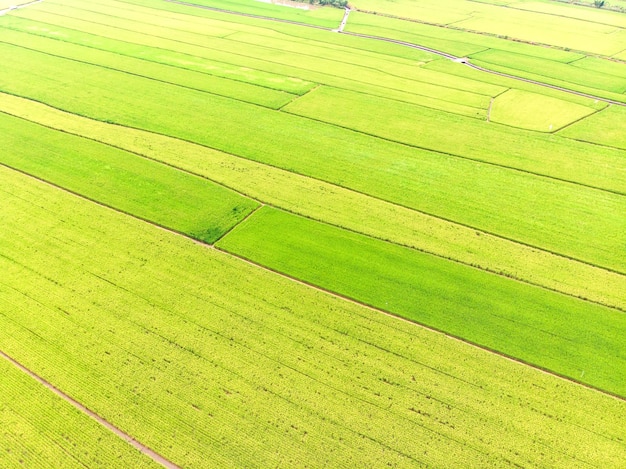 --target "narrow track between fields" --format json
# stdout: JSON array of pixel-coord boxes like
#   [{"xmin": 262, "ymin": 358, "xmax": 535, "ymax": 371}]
[
  {"xmin": 0, "ymin": 348, "xmax": 182, "ymax": 468},
  {"xmin": 163, "ymin": 0, "xmax": 626, "ymax": 107}
]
